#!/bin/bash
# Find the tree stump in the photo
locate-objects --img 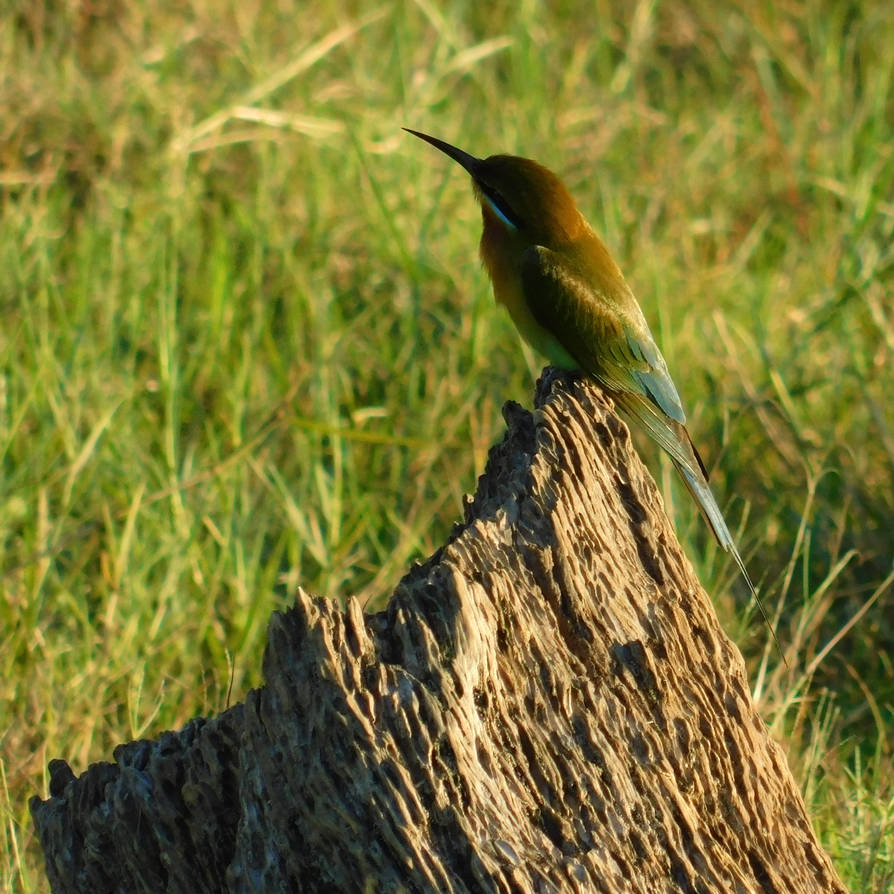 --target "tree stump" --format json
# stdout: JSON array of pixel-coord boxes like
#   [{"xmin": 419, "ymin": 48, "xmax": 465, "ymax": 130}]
[{"xmin": 31, "ymin": 370, "xmax": 845, "ymax": 893}]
